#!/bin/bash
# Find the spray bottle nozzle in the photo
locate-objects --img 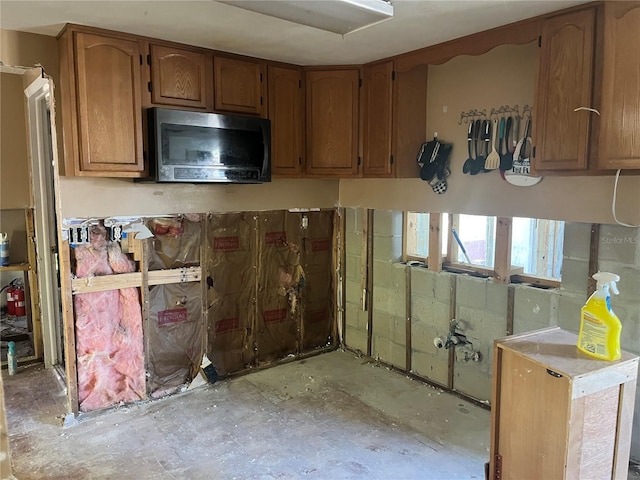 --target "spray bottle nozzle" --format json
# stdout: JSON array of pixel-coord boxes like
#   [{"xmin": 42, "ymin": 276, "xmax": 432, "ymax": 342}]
[{"xmin": 593, "ymin": 272, "xmax": 620, "ymax": 295}]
